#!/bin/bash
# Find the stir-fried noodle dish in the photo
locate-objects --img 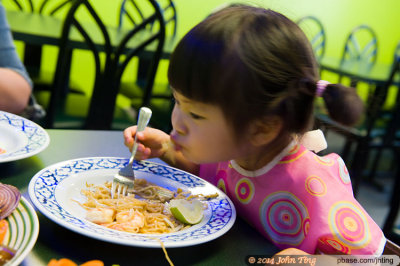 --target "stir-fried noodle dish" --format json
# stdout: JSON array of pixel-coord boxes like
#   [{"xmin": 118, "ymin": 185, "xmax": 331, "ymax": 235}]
[{"xmin": 77, "ymin": 179, "xmax": 217, "ymax": 234}]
